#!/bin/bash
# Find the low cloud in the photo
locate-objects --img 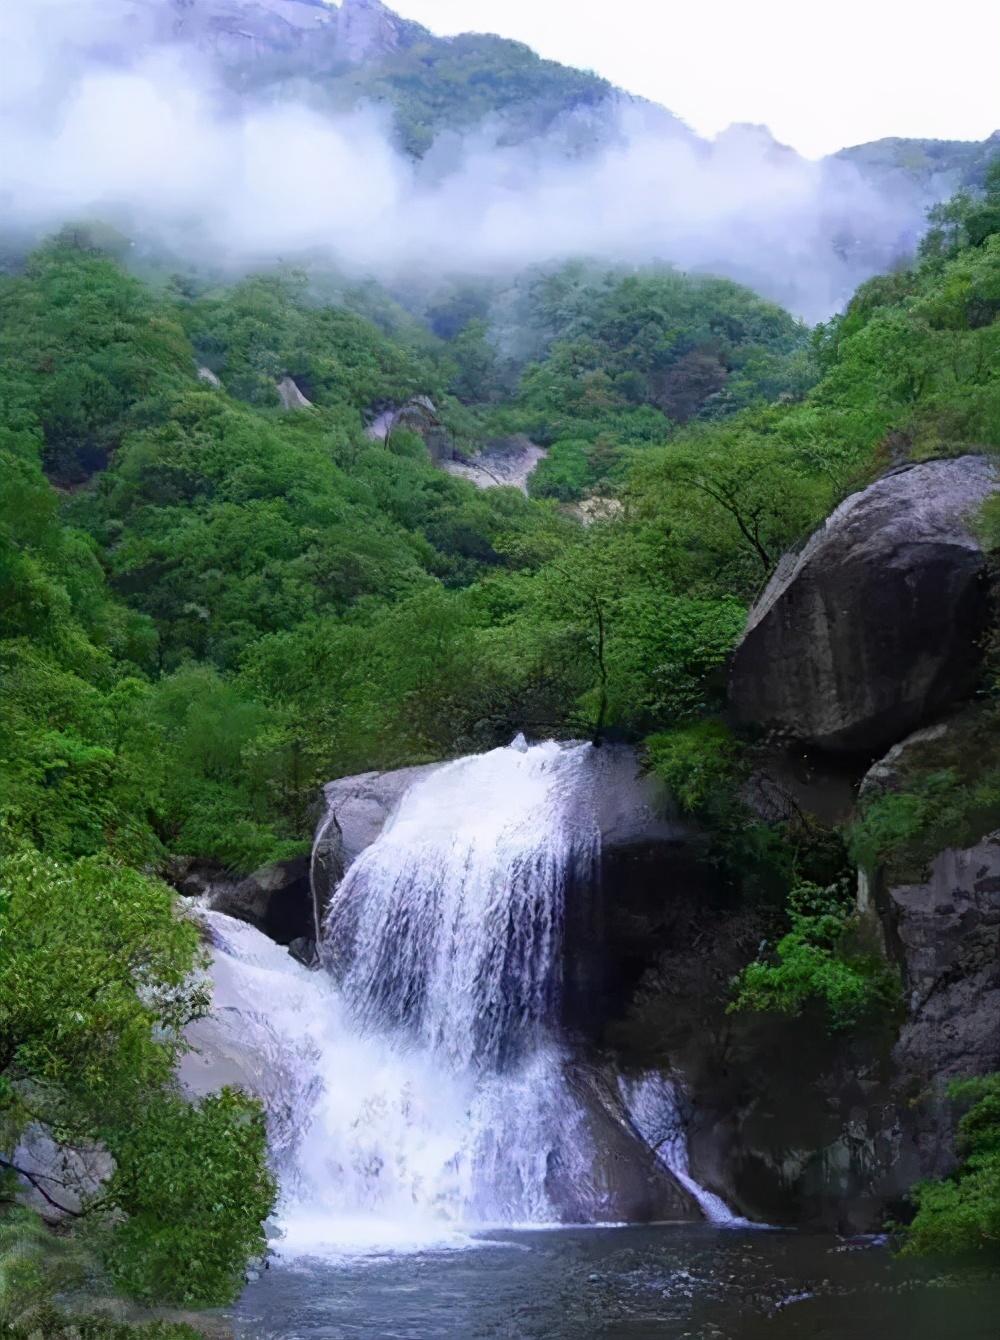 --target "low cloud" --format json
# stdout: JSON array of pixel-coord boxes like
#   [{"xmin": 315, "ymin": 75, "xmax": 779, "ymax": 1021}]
[{"xmin": 1, "ymin": 0, "xmax": 932, "ymax": 320}]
